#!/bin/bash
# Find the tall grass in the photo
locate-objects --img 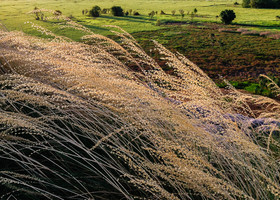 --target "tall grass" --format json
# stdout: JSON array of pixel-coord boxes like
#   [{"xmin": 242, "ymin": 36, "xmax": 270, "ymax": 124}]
[{"xmin": 0, "ymin": 16, "xmax": 280, "ymax": 199}]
